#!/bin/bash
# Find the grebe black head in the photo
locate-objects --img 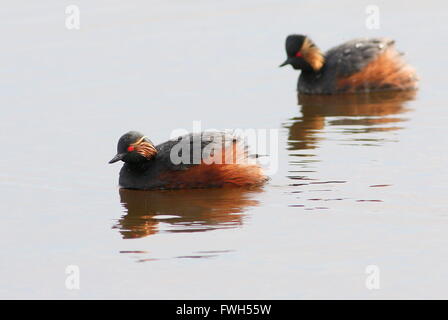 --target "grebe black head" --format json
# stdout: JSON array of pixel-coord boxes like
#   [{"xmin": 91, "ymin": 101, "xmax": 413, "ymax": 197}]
[
  {"xmin": 109, "ymin": 131, "xmax": 157, "ymax": 164},
  {"xmin": 279, "ymin": 34, "xmax": 324, "ymax": 72}
]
